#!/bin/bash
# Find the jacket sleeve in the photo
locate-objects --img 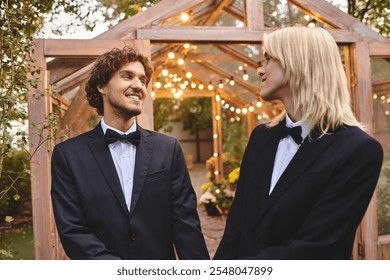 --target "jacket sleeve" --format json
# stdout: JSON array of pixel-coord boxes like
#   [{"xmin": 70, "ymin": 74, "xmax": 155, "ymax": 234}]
[
  {"xmin": 51, "ymin": 145, "xmax": 121, "ymax": 260},
  {"xmin": 249, "ymin": 138, "xmax": 383, "ymax": 260},
  {"xmin": 170, "ymin": 139, "xmax": 210, "ymax": 260}
]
